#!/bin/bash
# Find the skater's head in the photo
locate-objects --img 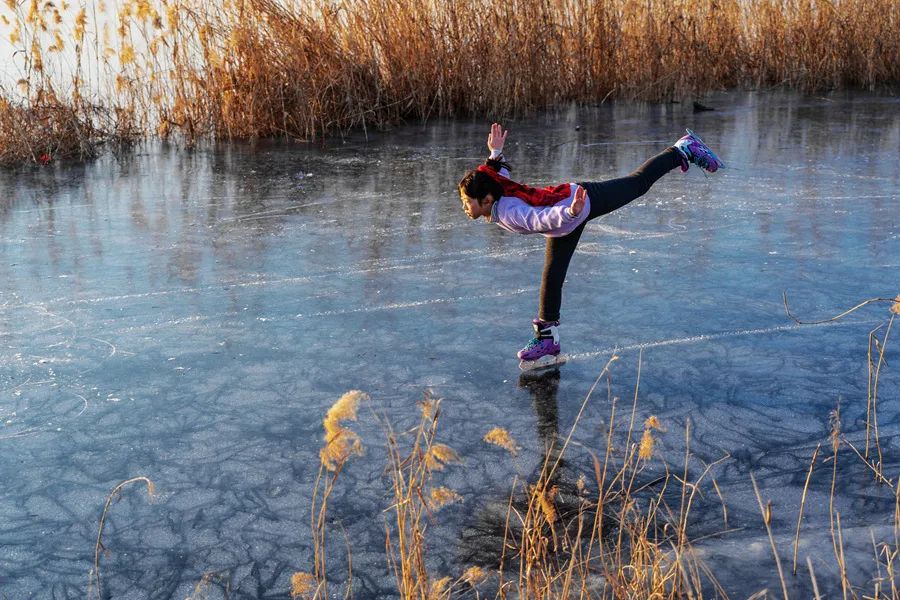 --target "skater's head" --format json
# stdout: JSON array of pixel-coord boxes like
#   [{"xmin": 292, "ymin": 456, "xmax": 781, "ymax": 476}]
[{"xmin": 458, "ymin": 169, "xmax": 502, "ymax": 220}]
